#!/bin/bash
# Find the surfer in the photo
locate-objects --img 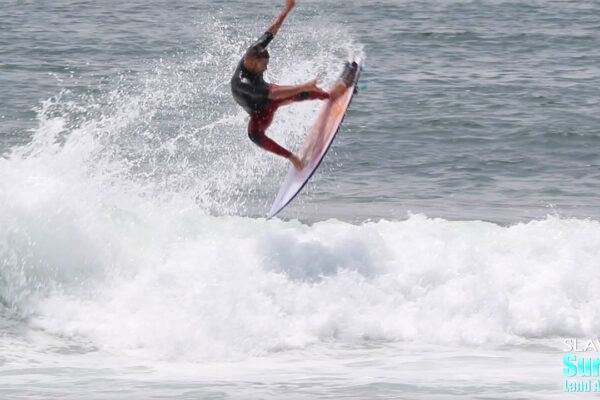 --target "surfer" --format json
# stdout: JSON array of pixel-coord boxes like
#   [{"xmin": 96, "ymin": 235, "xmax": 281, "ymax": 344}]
[{"xmin": 231, "ymin": 0, "xmax": 346, "ymax": 170}]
